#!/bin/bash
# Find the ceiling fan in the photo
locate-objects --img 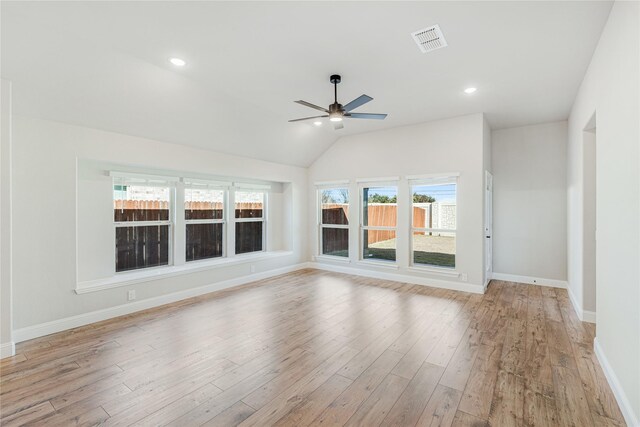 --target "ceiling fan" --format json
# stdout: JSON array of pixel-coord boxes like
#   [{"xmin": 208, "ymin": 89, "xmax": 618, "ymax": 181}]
[{"xmin": 289, "ymin": 74, "xmax": 387, "ymax": 130}]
